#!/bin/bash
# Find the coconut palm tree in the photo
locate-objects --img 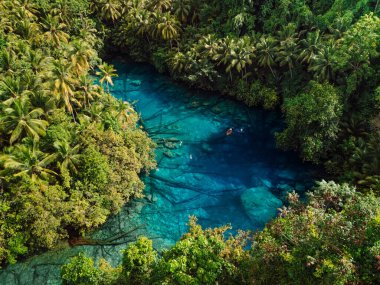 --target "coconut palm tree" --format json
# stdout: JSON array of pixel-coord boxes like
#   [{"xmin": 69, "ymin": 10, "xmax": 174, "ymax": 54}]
[
  {"xmin": 77, "ymin": 18, "xmax": 98, "ymax": 47},
  {"xmin": 276, "ymin": 40, "xmax": 299, "ymax": 78},
  {"xmin": 53, "ymin": 139, "xmax": 81, "ymax": 174},
  {"xmin": 200, "ymin": 34, "xmax": 219, "ymax": 59},
  {"xmin": 100, "ymin": 0, "xmax": 122, "ymax": 22},
  {"xmin": 1, "ymin": 96, "xmax": 48, "ymax": 144},
  {"xmin": 14, "ymin": 0, "xmax": 38, "ymax": 20},
  {"xmin": 112, "ymin": 99, "xmax": 136, "ymax": 128},
  {"xmin": 132, "ymin": 8, "xmax": 153, "ymax": 39},
  {"xmin": 0, "ymin": 76, "xmax": 32, "ymax": 103},
  {"xmin": 276, "ymin": 24, "xmax": 300, "ymax": 77},
  {"xmin": 0, "ymin": 49, "xmax": 17, "ymax": 75},
  {"xmin": 170, "ymin": 51, "xmax": 188, "ymax": 74},
  {"xmin": 70, "ymin": 40, "xmax": 96, "ymax": 75},
  {"xmin": 149, "ymin": 0, "xmax": 172, "ymax": 13},
  {"xmin": 41, "ymin": 14, "xmax": 69, "ymax": 46},
  {"xmin": 226, "ymin": 38, "xmax": 254, "ymax": 80},
  {"xmin": 217, "ymin": 37, "xmax": 254, "ymax": 80},
  {"xmin": 155, "ymin": 13, "xmax": 181, "ymax": 44},
  {"xmin": 24, "ymin": 49, "xmax": 51, "ymax": 75},
  {"xmin": 256, "ymin": 35, "xmax": 278, "ymax": 78},
  {"xmin": 96, "ymin": 62, "xmax": 118, "ymax": 92},
  {"xmin": 50, "ymin": 59, "xmax": 80, "ymax": 114},
  {"xmin": 76, "ymin": 75, "xmax": 102, "ymax": 107},
  {"xmin": 0, "ymin": 144, "xmax": 57, "ymax": 182},
  {"xmin": 14, "ymin": 19, "xmax": 40, "ymax": 41},
  {"xmin": 173, "ymin": 0, "xmax": 191, "ymax": 23},
  {"xmin": 308, "ymin": 43, "xmax": 337, "ymax": 82},
  {"xmin": 85, "ymin": 101, "xmax": 104, "ymax": 122},
  {"xmin": 298, "ymin": 30, "xmax": 322, "ymax": 64}
]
